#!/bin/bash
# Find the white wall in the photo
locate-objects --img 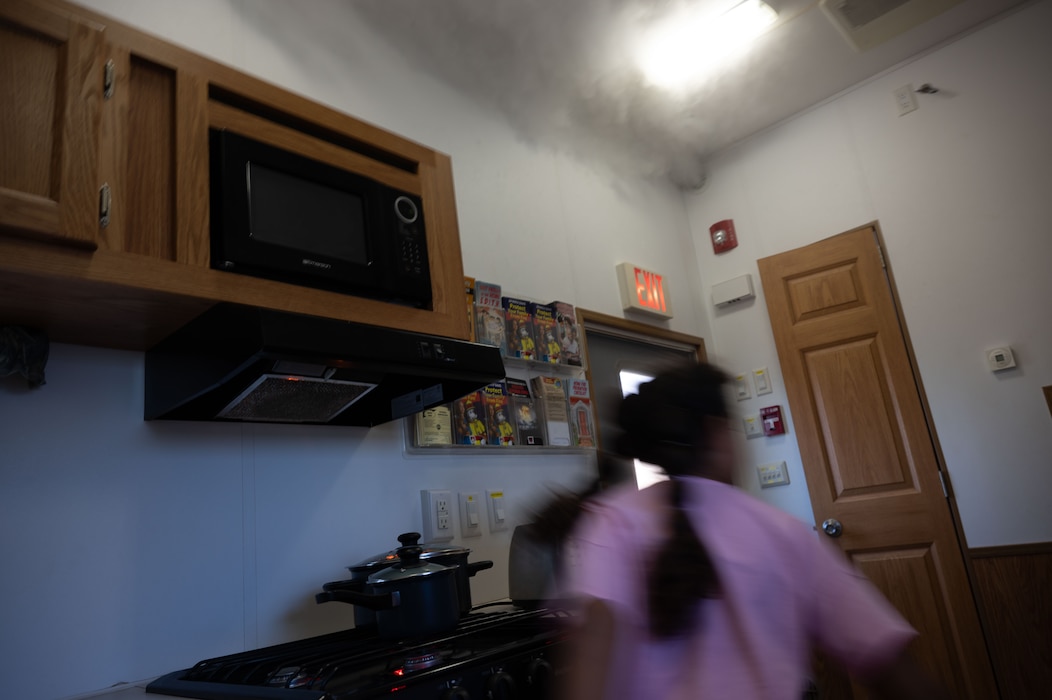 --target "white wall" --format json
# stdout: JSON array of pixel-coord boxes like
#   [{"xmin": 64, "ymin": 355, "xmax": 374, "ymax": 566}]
[
  {"xmin": 0, "ymin": 1, "xmax": 708, "ymax": 698},
  {"xmin": 687, "ymin": 0, "xmax": 1052, "ymax": 546}
]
